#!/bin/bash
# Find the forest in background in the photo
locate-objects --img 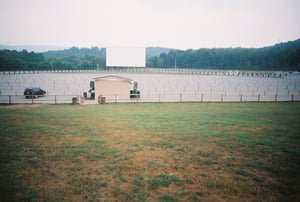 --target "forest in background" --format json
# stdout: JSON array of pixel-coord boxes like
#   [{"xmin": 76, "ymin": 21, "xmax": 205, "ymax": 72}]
[
  {"xmin": 147, "ymin": 39, "xmax": 300, "ymax": 70},
  {"xmin": 0, "ymin": 39, "xmax": 299, "ymax": 71}
]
